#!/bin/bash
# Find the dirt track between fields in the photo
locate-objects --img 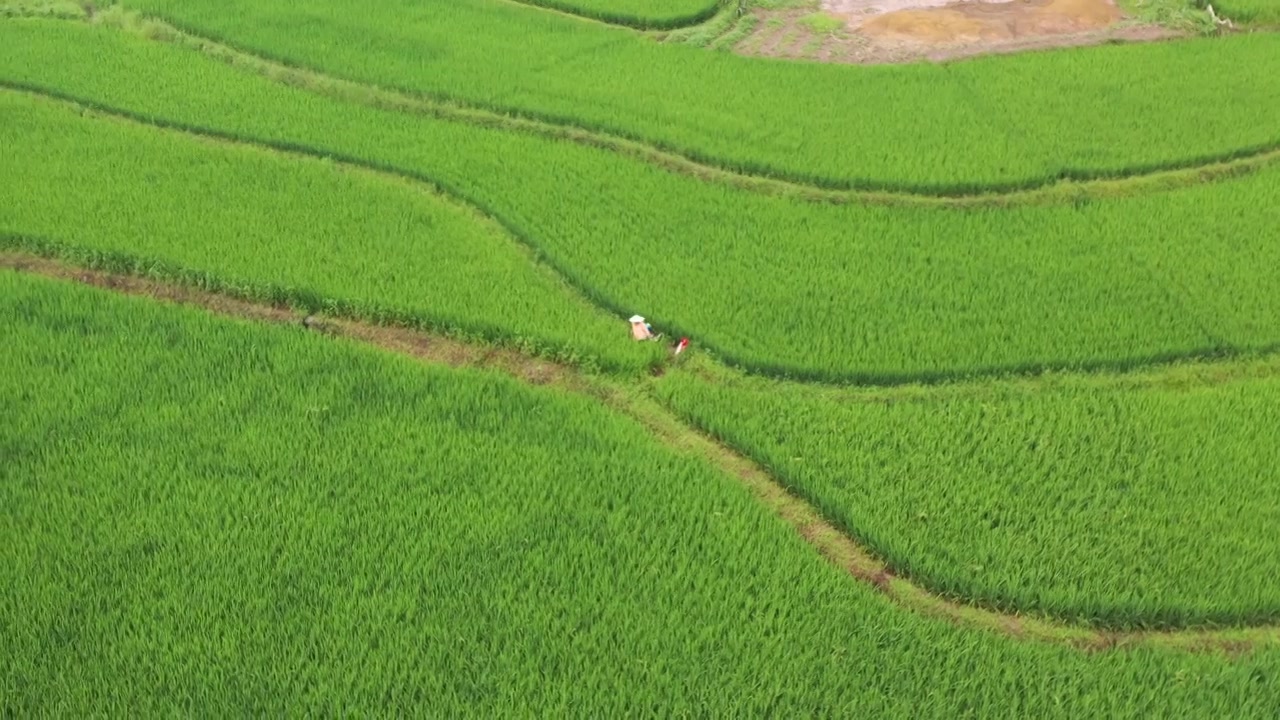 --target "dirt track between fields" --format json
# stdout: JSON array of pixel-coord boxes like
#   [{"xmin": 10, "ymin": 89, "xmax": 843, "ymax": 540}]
[{"xmin": 6, "ymin": 251, "xmax": 1279, "ymax": 655}]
